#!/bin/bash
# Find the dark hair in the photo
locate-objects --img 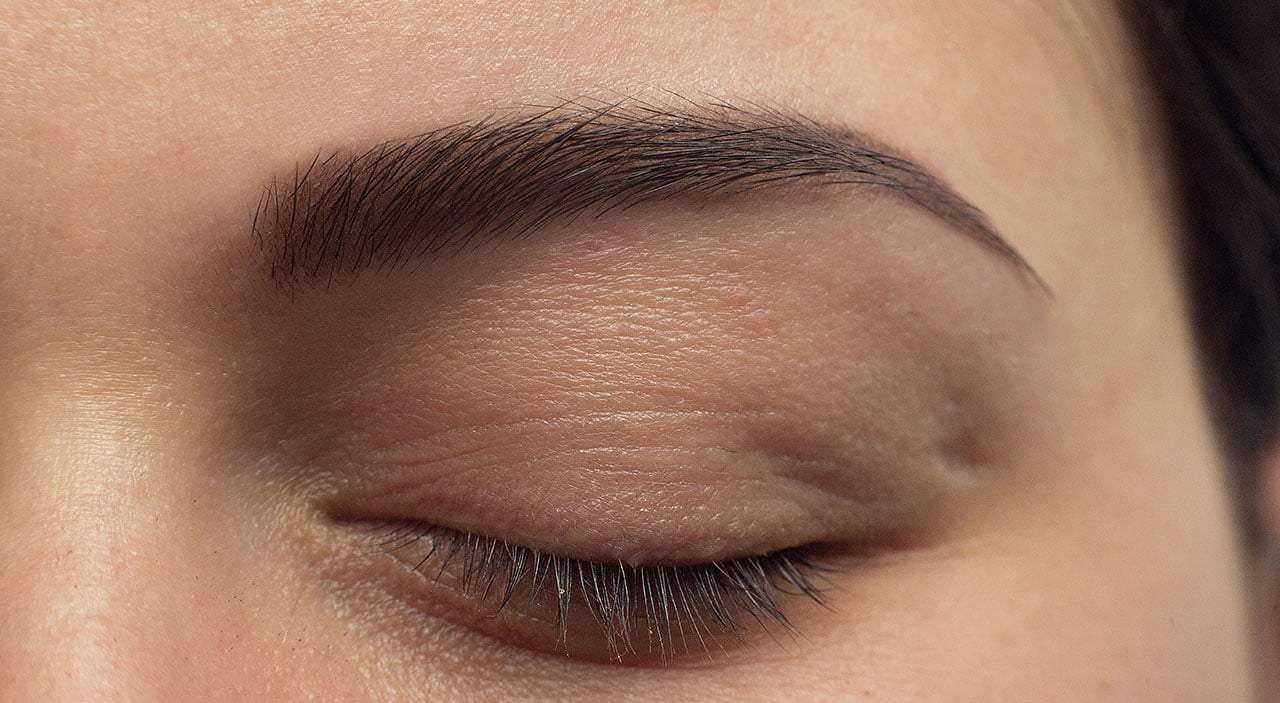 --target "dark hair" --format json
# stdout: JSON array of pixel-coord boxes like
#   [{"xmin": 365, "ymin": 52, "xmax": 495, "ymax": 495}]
[{"xmin": 1124, "ymin": 2, "xmax": 1280, "ymax": 543}]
